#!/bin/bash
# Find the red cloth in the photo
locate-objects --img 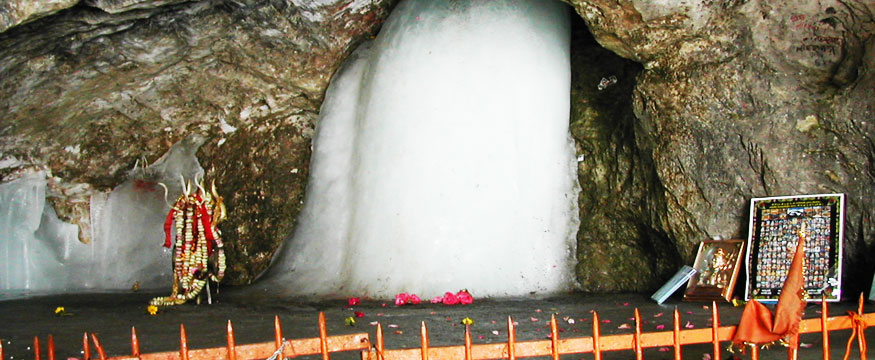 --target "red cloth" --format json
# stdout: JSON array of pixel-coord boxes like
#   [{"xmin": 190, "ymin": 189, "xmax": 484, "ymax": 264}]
[{"xmin": 732, "ymin": 226, "xmax": 807, "ymax": 348}]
